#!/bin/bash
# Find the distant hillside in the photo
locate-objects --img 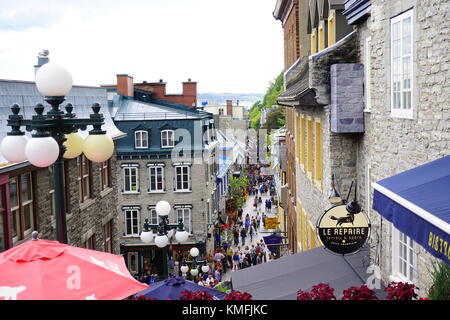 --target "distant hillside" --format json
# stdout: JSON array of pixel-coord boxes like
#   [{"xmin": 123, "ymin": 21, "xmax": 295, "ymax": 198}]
[{"xmin": 197, "ymin": 93, "xmax": 264, "ymax": 108}]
